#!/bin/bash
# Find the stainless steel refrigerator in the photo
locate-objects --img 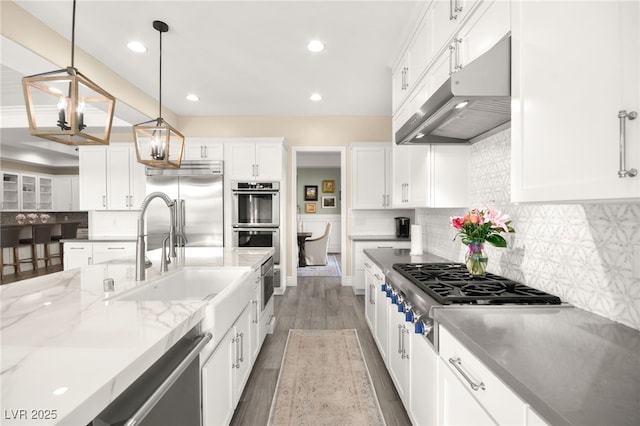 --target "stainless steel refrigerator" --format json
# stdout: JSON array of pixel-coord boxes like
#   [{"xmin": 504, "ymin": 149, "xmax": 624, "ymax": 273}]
[{"xmin": 145, "ymin": 161, "xmax": 223, "ymax": 249}]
